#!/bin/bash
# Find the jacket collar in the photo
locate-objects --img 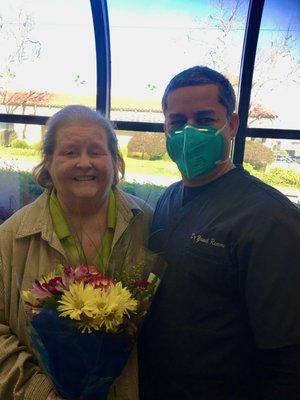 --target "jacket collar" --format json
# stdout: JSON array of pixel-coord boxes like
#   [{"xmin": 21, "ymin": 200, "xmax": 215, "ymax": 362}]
[
  {"xmin": 16, "ymin": 187, "xmax": 144, "ymax": 242},
  {"xmin": 16, "ymin": 190, "xmax": 53, "ymax": 238}
]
